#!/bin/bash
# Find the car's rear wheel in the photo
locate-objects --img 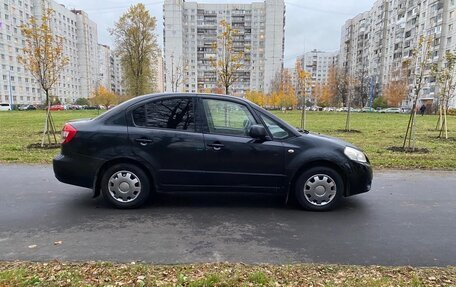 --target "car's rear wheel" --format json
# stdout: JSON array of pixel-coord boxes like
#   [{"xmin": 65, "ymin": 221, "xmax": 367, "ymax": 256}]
[
  {"xmin": 101, "ymin": 163, "xmax": 151, "ymax": 209},
  {"xmin": 295, "ymin": 167, "xmax": 344, "ymax": 211}
]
